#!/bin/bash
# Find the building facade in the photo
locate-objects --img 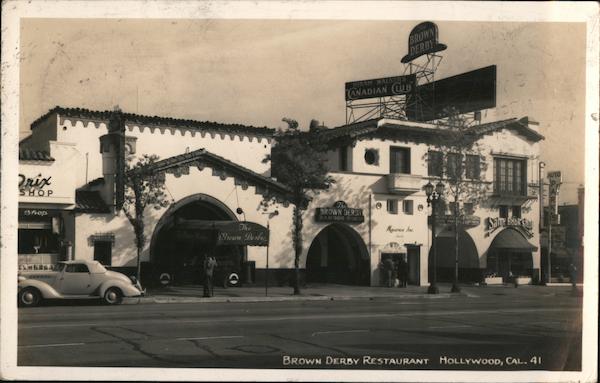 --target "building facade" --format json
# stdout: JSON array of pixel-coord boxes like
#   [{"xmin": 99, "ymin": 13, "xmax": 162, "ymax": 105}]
[{"xmin": 18, "ymin": 107, "xmax": 543, "ymax": 287}]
